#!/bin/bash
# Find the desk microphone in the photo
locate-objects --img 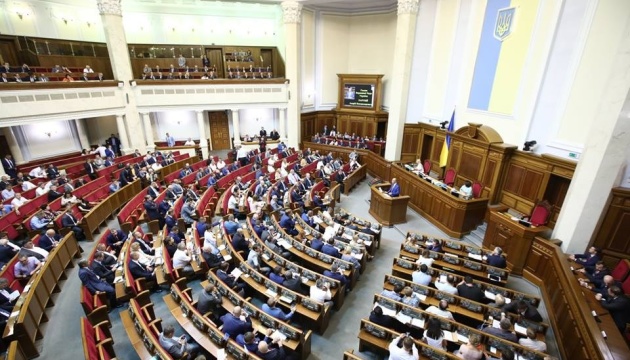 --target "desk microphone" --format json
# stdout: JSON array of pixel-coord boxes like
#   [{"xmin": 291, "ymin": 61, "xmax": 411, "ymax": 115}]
[{"xmin": 591, "ymin": 310, "xmax": 602, "ymax": 323}]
